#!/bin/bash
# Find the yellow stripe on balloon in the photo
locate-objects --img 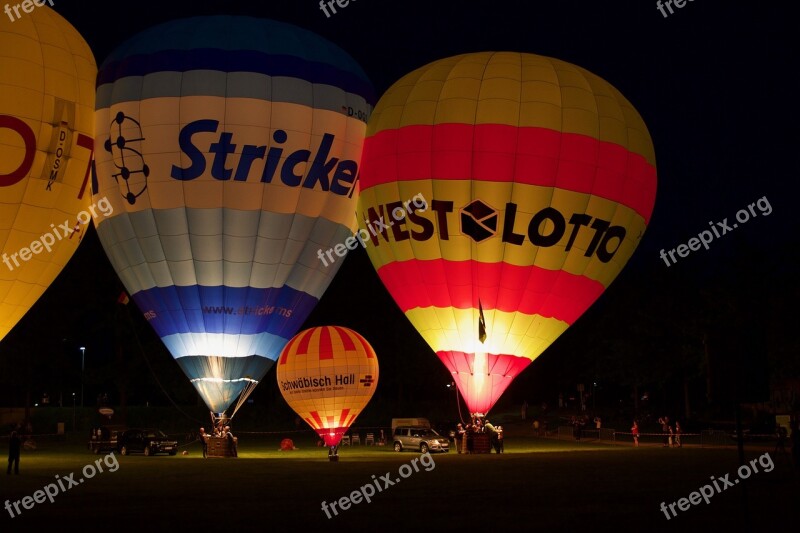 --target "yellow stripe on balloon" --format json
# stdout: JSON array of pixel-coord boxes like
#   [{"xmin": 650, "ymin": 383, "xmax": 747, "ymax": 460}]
[
  {"xmin": 405, "ymin": 306, "xmax": 568, "ymax": 361},
  {"xmin": 360, "ymin": 180, "xmax": 646, "ymax": 288},
  {"xmin": 367, "ymin": 52, "xmax": 655, "ymax": 167}
]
